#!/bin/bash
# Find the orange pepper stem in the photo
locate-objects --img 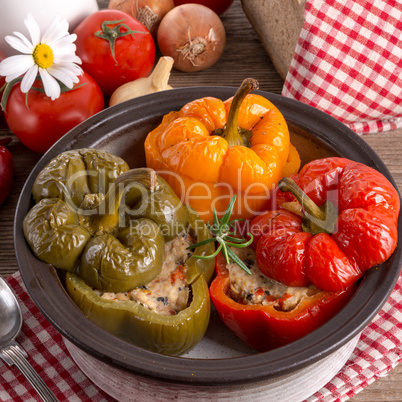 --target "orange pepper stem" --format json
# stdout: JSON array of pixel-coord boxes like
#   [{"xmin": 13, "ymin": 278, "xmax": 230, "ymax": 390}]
[
  {"xmin": 278, "ymin": 177, "xmax": 338, "ymax": 235},
  {"xmin": 221, "ymin": 78, "xmax": 259, "ymax": 147}
]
